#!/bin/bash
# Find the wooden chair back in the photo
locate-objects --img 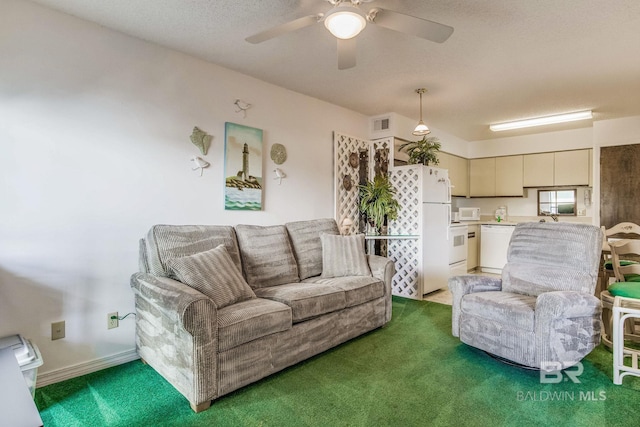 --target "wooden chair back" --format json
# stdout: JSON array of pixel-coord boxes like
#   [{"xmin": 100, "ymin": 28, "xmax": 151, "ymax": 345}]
[{"xmin": 609, "ymin": 239, "xmax": 640, "ymax": 282}]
